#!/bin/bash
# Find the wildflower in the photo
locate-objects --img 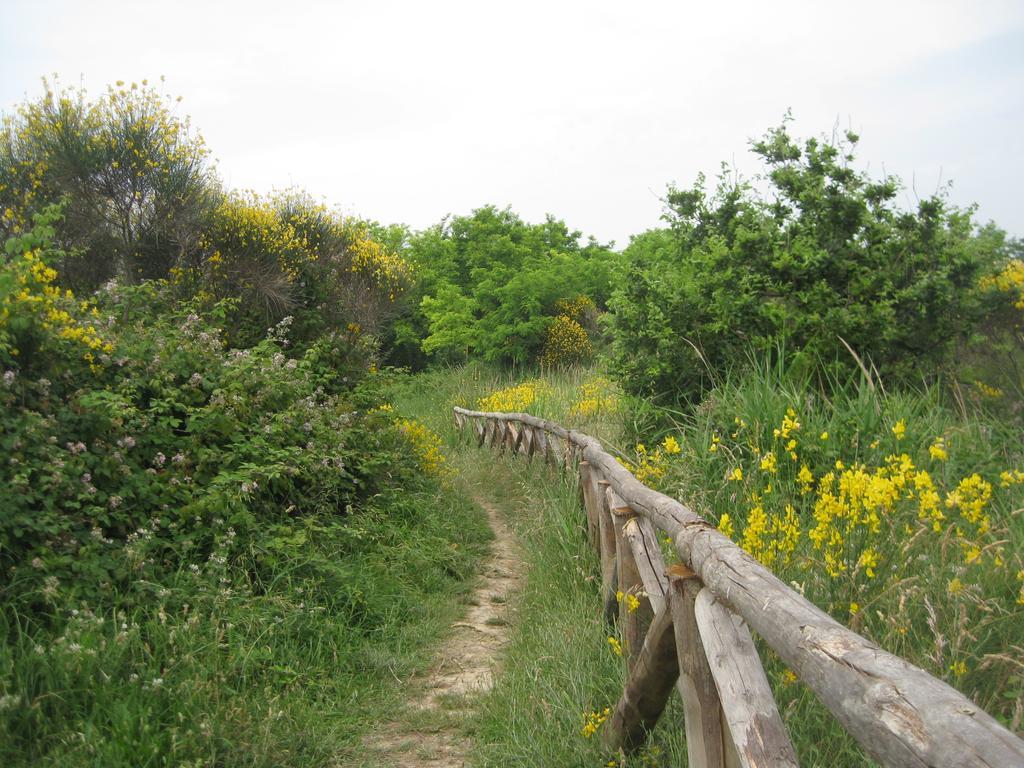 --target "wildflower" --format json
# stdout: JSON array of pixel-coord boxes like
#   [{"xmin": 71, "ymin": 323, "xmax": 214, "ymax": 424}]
[
  {"xmin": 797, "ymin": 465, "xmax": 814, "ymax": 494},
  {"xmin": 607, "ymin": 636, "xmax": 623, "ymax": 657},
  {"xmin": 625, "ymin": 594, "xmax": 641, "ymax": 613},
  {"xmin": 661, "ymin": 435, "xmax": 681, "ymax": 455},
  {"xmin": 892, "ymin": 420, "xmax": 906, "ymax": 440},
  {"xmin": 858, "ymin": 548, "xmax": 879, "ymax": 579},
  {"xmin": 728, "ymin": 467, "xmax": 743, "ymax": 482},
  {"xmin": 947, "ymin": 578, "xmax": 964, "ymax": 596},
  {"xmin": 929, "ymin": 438, "xmax": 948, "ymax": 462},
  {"xmin": 949, "ymin": 661, "xmax": 967, "ymax": 677},
  {"xmin": 717, "ymin": 513, "xmax": 734, "ymax": 539},
  {"xmin": 819, "ymin": 431, "xmax": 828, "ymax": 441},
  {"xmin": 850, "ymin": 602, "xmax": 860, "ymax": 614},
  {"xmin": 781, "ymin": 669, "xmax": 798, "ymax": 685},
  {"xmin": 760, "ymin": 452, "xmax": 777, "ymax": 474}
]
